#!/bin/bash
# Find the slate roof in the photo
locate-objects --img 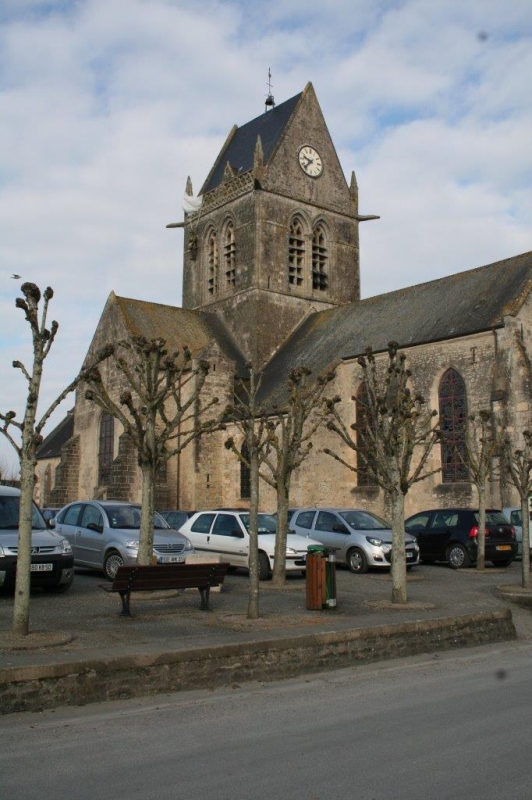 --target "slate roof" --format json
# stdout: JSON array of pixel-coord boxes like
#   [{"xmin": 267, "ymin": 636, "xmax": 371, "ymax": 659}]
[
  {"xmin": 114, "ymin": 296, "xmax": 247, "ymax": 374},
  {"xmin": 258, "ymin": 251, "xmax": 532, "ymax": 407},
  {"xmin": 200, "ymin": 91, "xmax": 303, "ymax": 195},
  {"xmin": 36, "ymin": 410, "xmax": 74, "ymax": 460}
]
